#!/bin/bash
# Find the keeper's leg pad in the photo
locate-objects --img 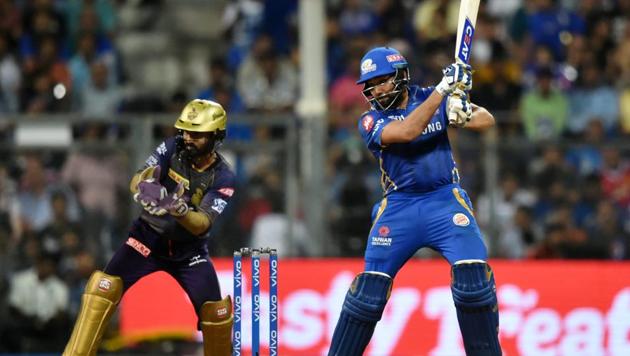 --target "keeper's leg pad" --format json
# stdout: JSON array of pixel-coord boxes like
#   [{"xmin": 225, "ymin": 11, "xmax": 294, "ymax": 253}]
[
  {"xmin": 63, "ymin": 270, "xmax": 123, "ymax": 356},
  {"xmin": 451, "ymin": 261, "xmax": 502, "ymax": 356},
  {"xmin": 200, "ymin": 296, "xmax": 233, "ymax": 356},
  {"xmin": 328, "ymin": 271, "xmax": 392, "ymax": 356}
]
